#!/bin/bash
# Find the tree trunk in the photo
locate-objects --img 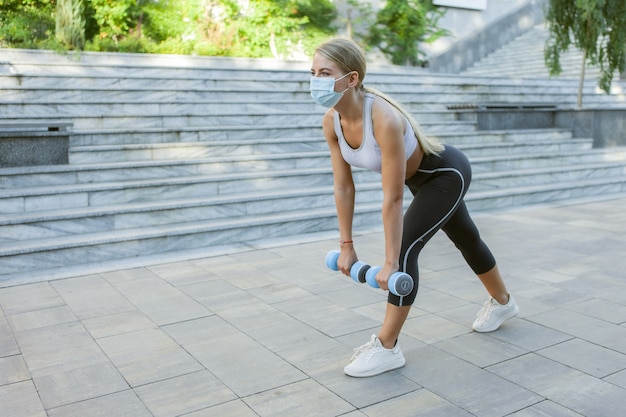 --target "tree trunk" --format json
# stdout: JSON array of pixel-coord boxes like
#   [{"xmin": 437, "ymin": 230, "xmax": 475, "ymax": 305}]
[{"xmin": 577, "ymin": 49, "xmax": 587, "ymax": 108}]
